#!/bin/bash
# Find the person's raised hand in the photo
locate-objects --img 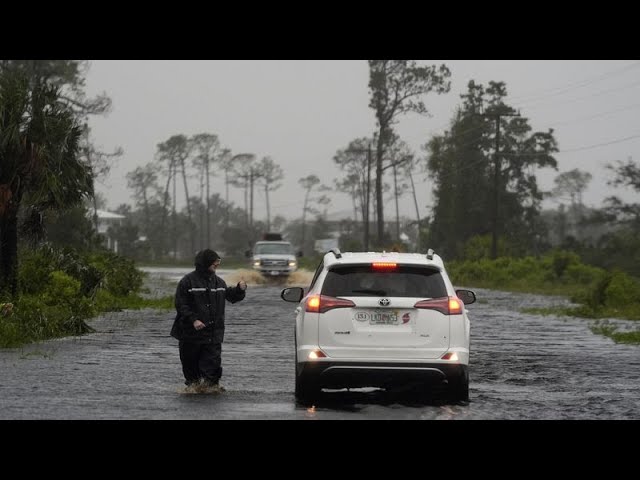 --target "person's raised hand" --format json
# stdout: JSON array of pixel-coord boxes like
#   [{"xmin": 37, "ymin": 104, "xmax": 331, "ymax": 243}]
[{"xmin": 193, "ymin": 319, "xmax": 205, "ymax": 330}]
